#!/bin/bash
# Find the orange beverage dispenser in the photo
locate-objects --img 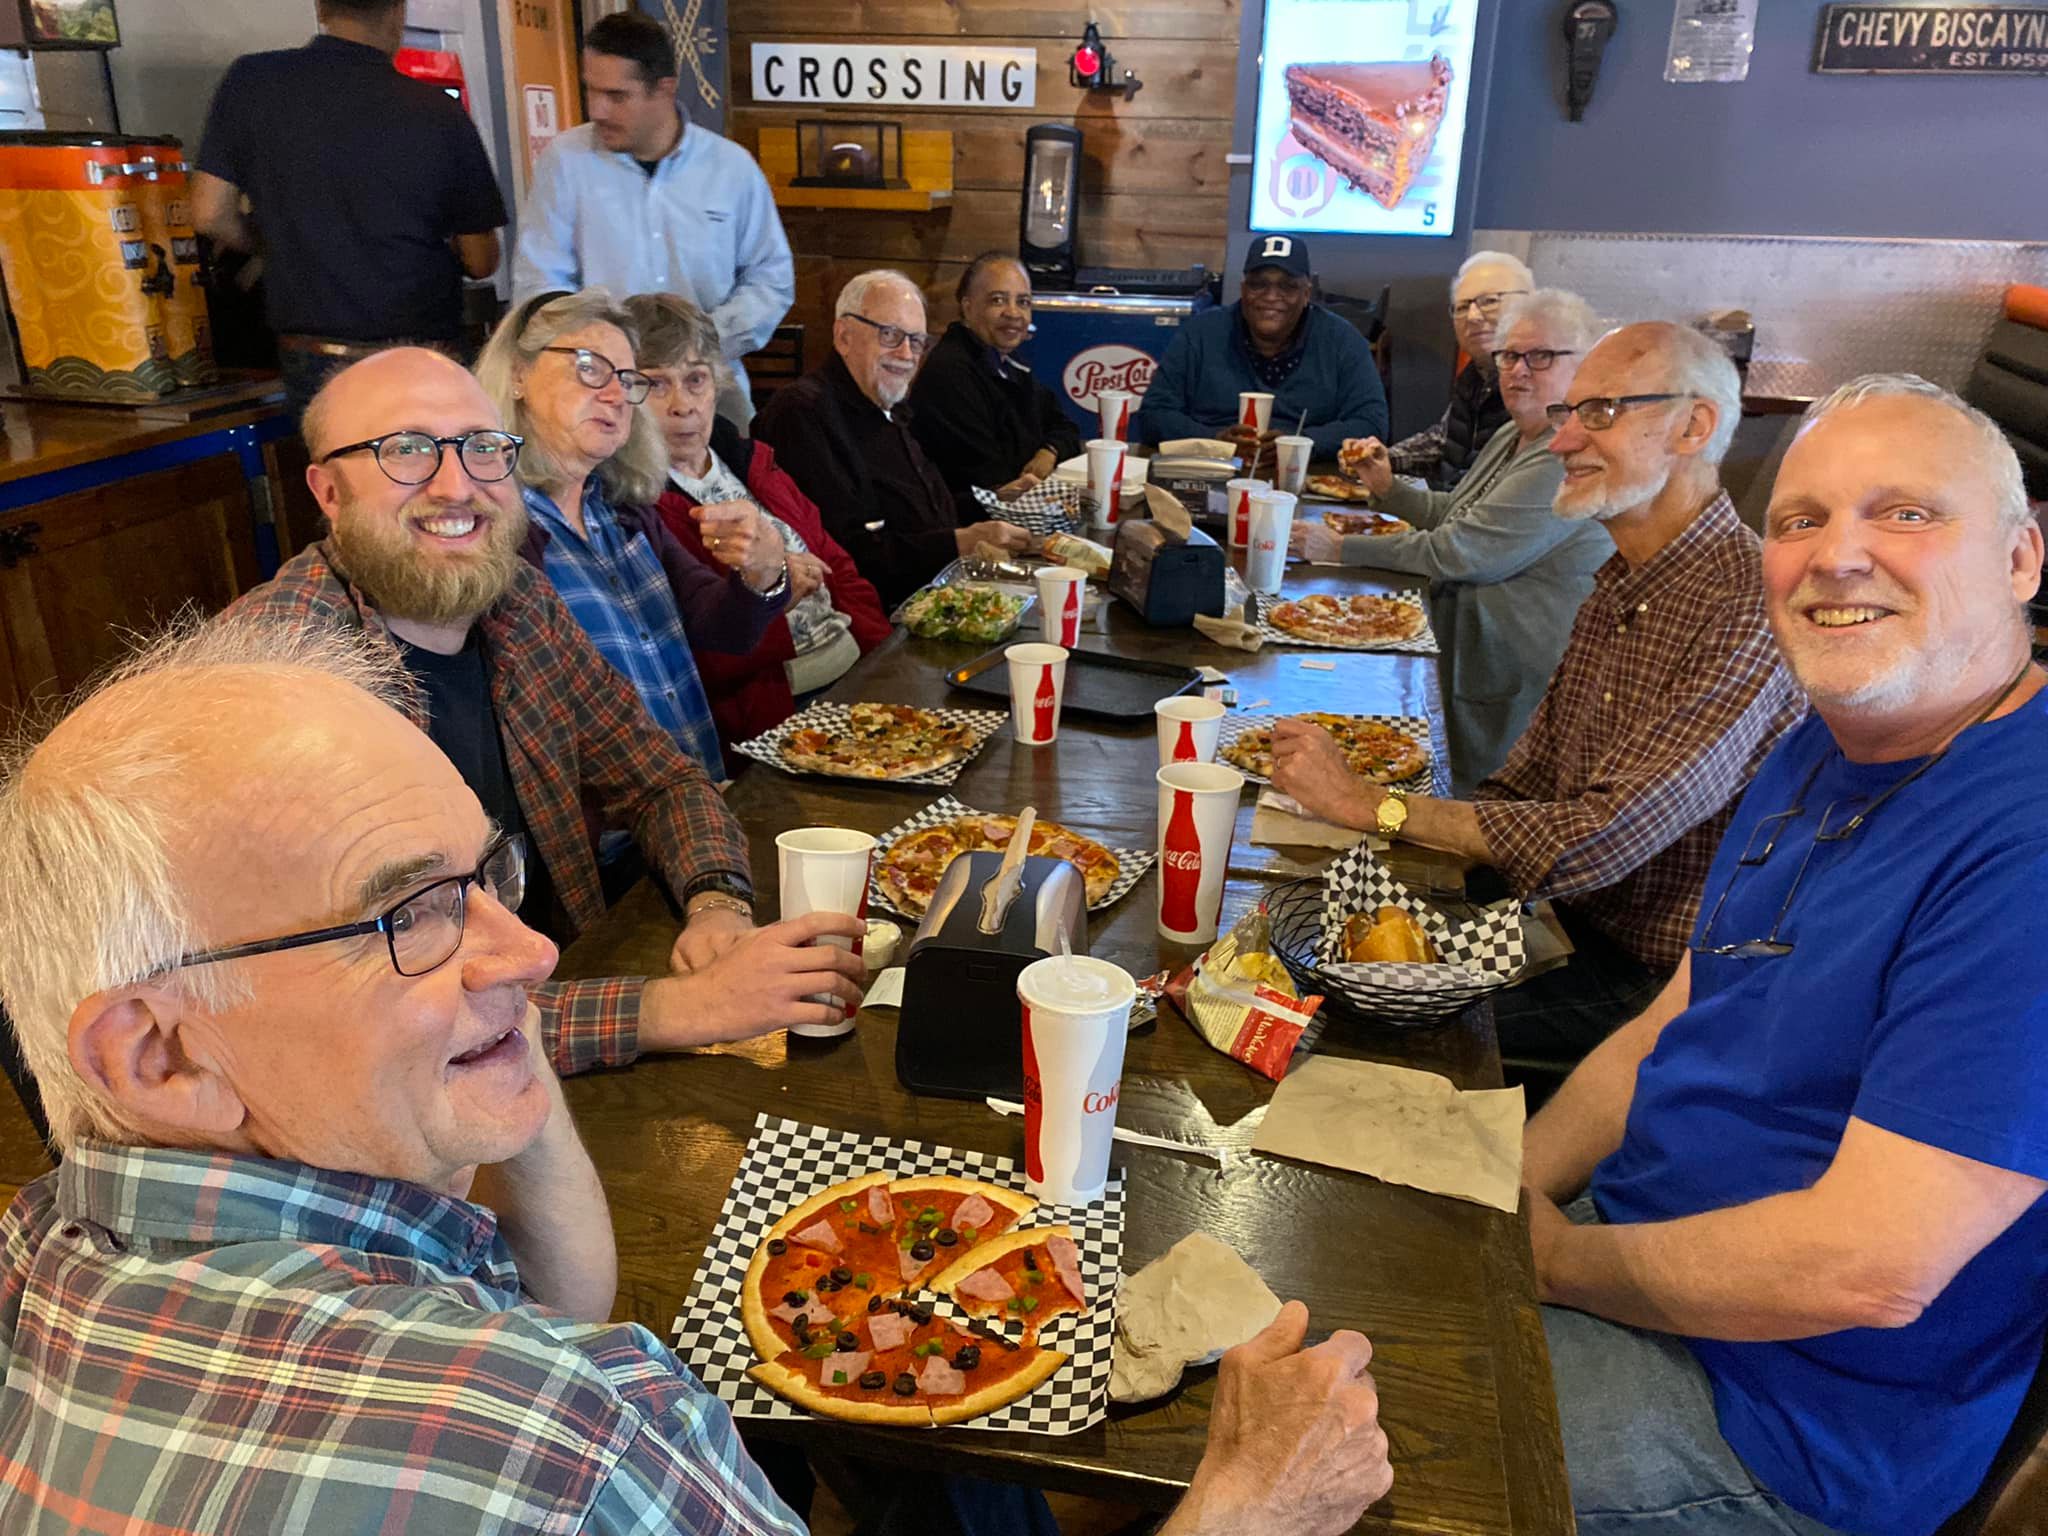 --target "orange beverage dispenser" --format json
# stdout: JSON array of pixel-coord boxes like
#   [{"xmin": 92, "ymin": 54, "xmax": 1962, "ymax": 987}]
[{"xmin": 0, "ymin": 131, "xmax": 217, "ymax": 401}]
